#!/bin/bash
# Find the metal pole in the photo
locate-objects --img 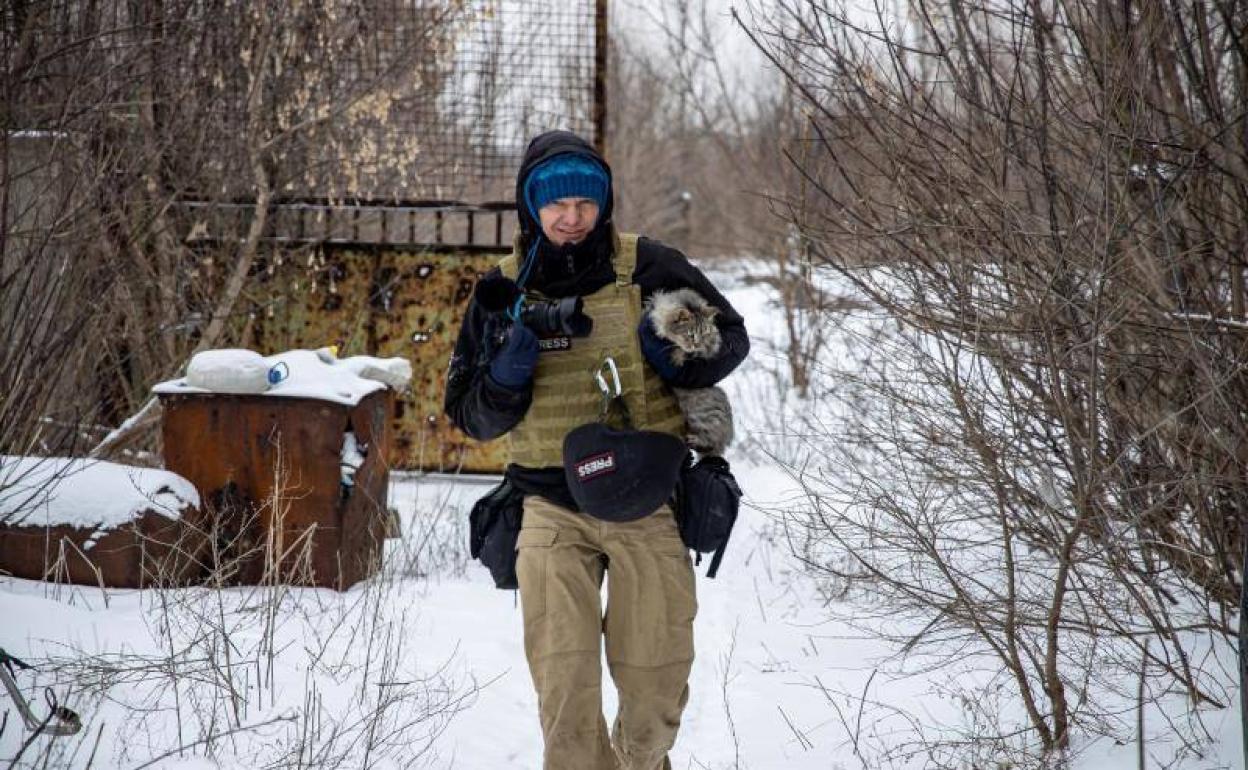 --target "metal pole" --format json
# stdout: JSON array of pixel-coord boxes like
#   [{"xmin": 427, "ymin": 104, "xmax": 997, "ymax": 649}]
[
  {"xmin": 0, "ymin": 649, "xmax": 81, "ymax": 736},
  {"xmin": 1240, "ymin": 534, "xmax": 1247, "ymax": 770},
  {"xmin": 594, "ymin": 0, "xmax": 608, "ymax": 156}
]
